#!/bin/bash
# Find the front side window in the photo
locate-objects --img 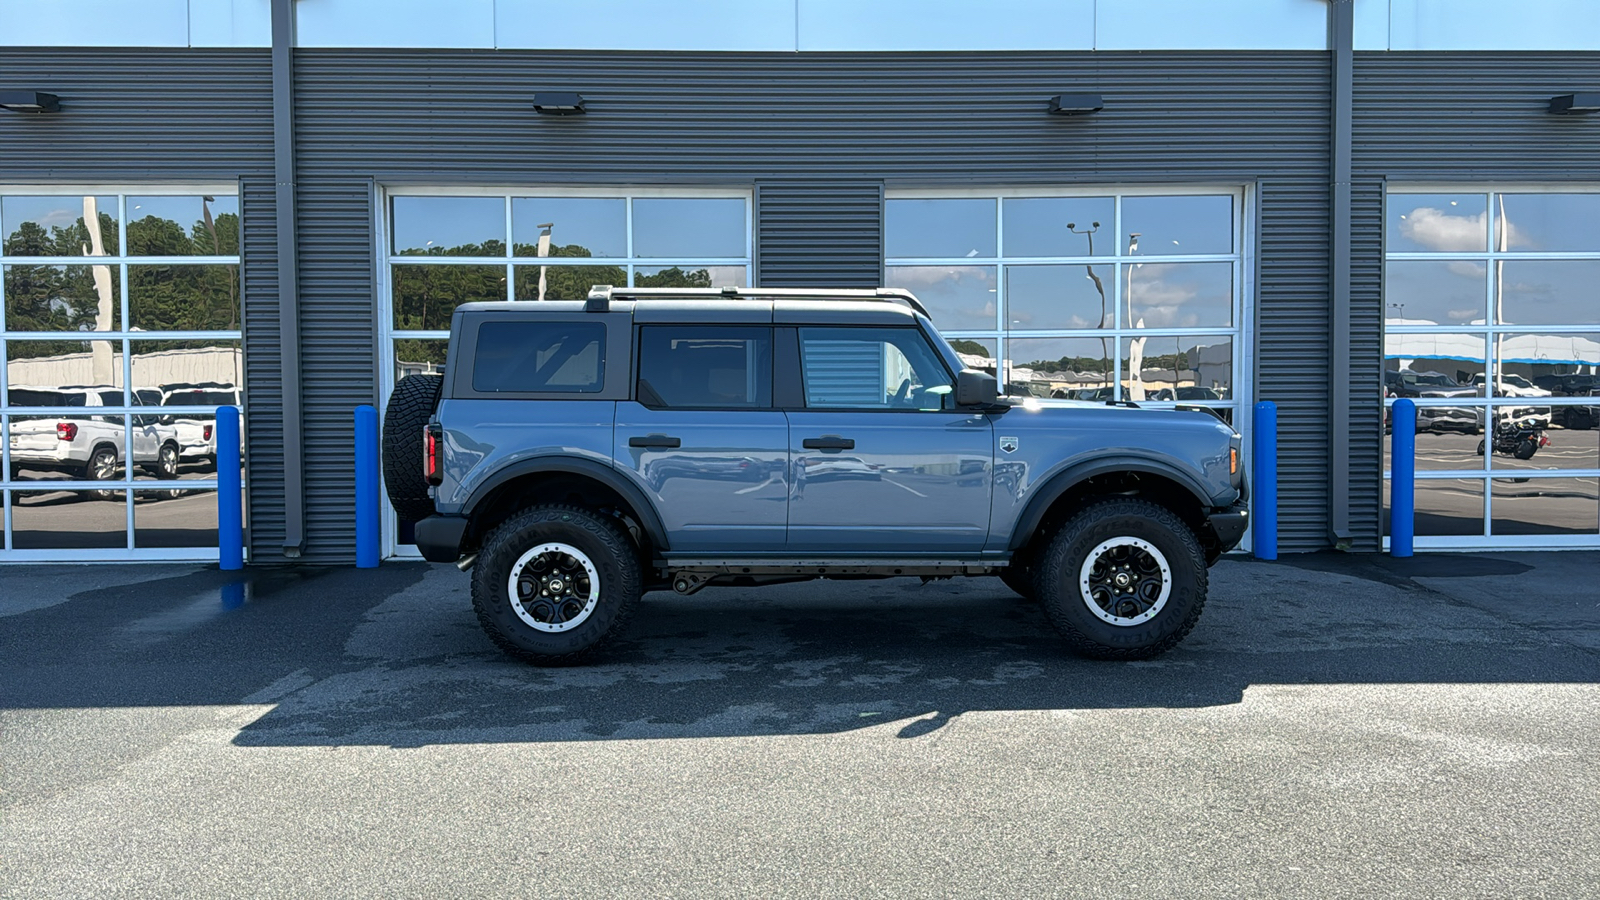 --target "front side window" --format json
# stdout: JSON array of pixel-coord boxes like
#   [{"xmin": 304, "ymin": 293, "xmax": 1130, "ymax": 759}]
[
  {"xmin": 637, "ymin": 326, "xmax": 771, "ymax": 409},
  {"xmin": 471, "ymin": 321, "xmax": 606, "ymax": 392},
  {"xmin": 799, "ymin": 327, "xmax": 953, "ymax": 410}
]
